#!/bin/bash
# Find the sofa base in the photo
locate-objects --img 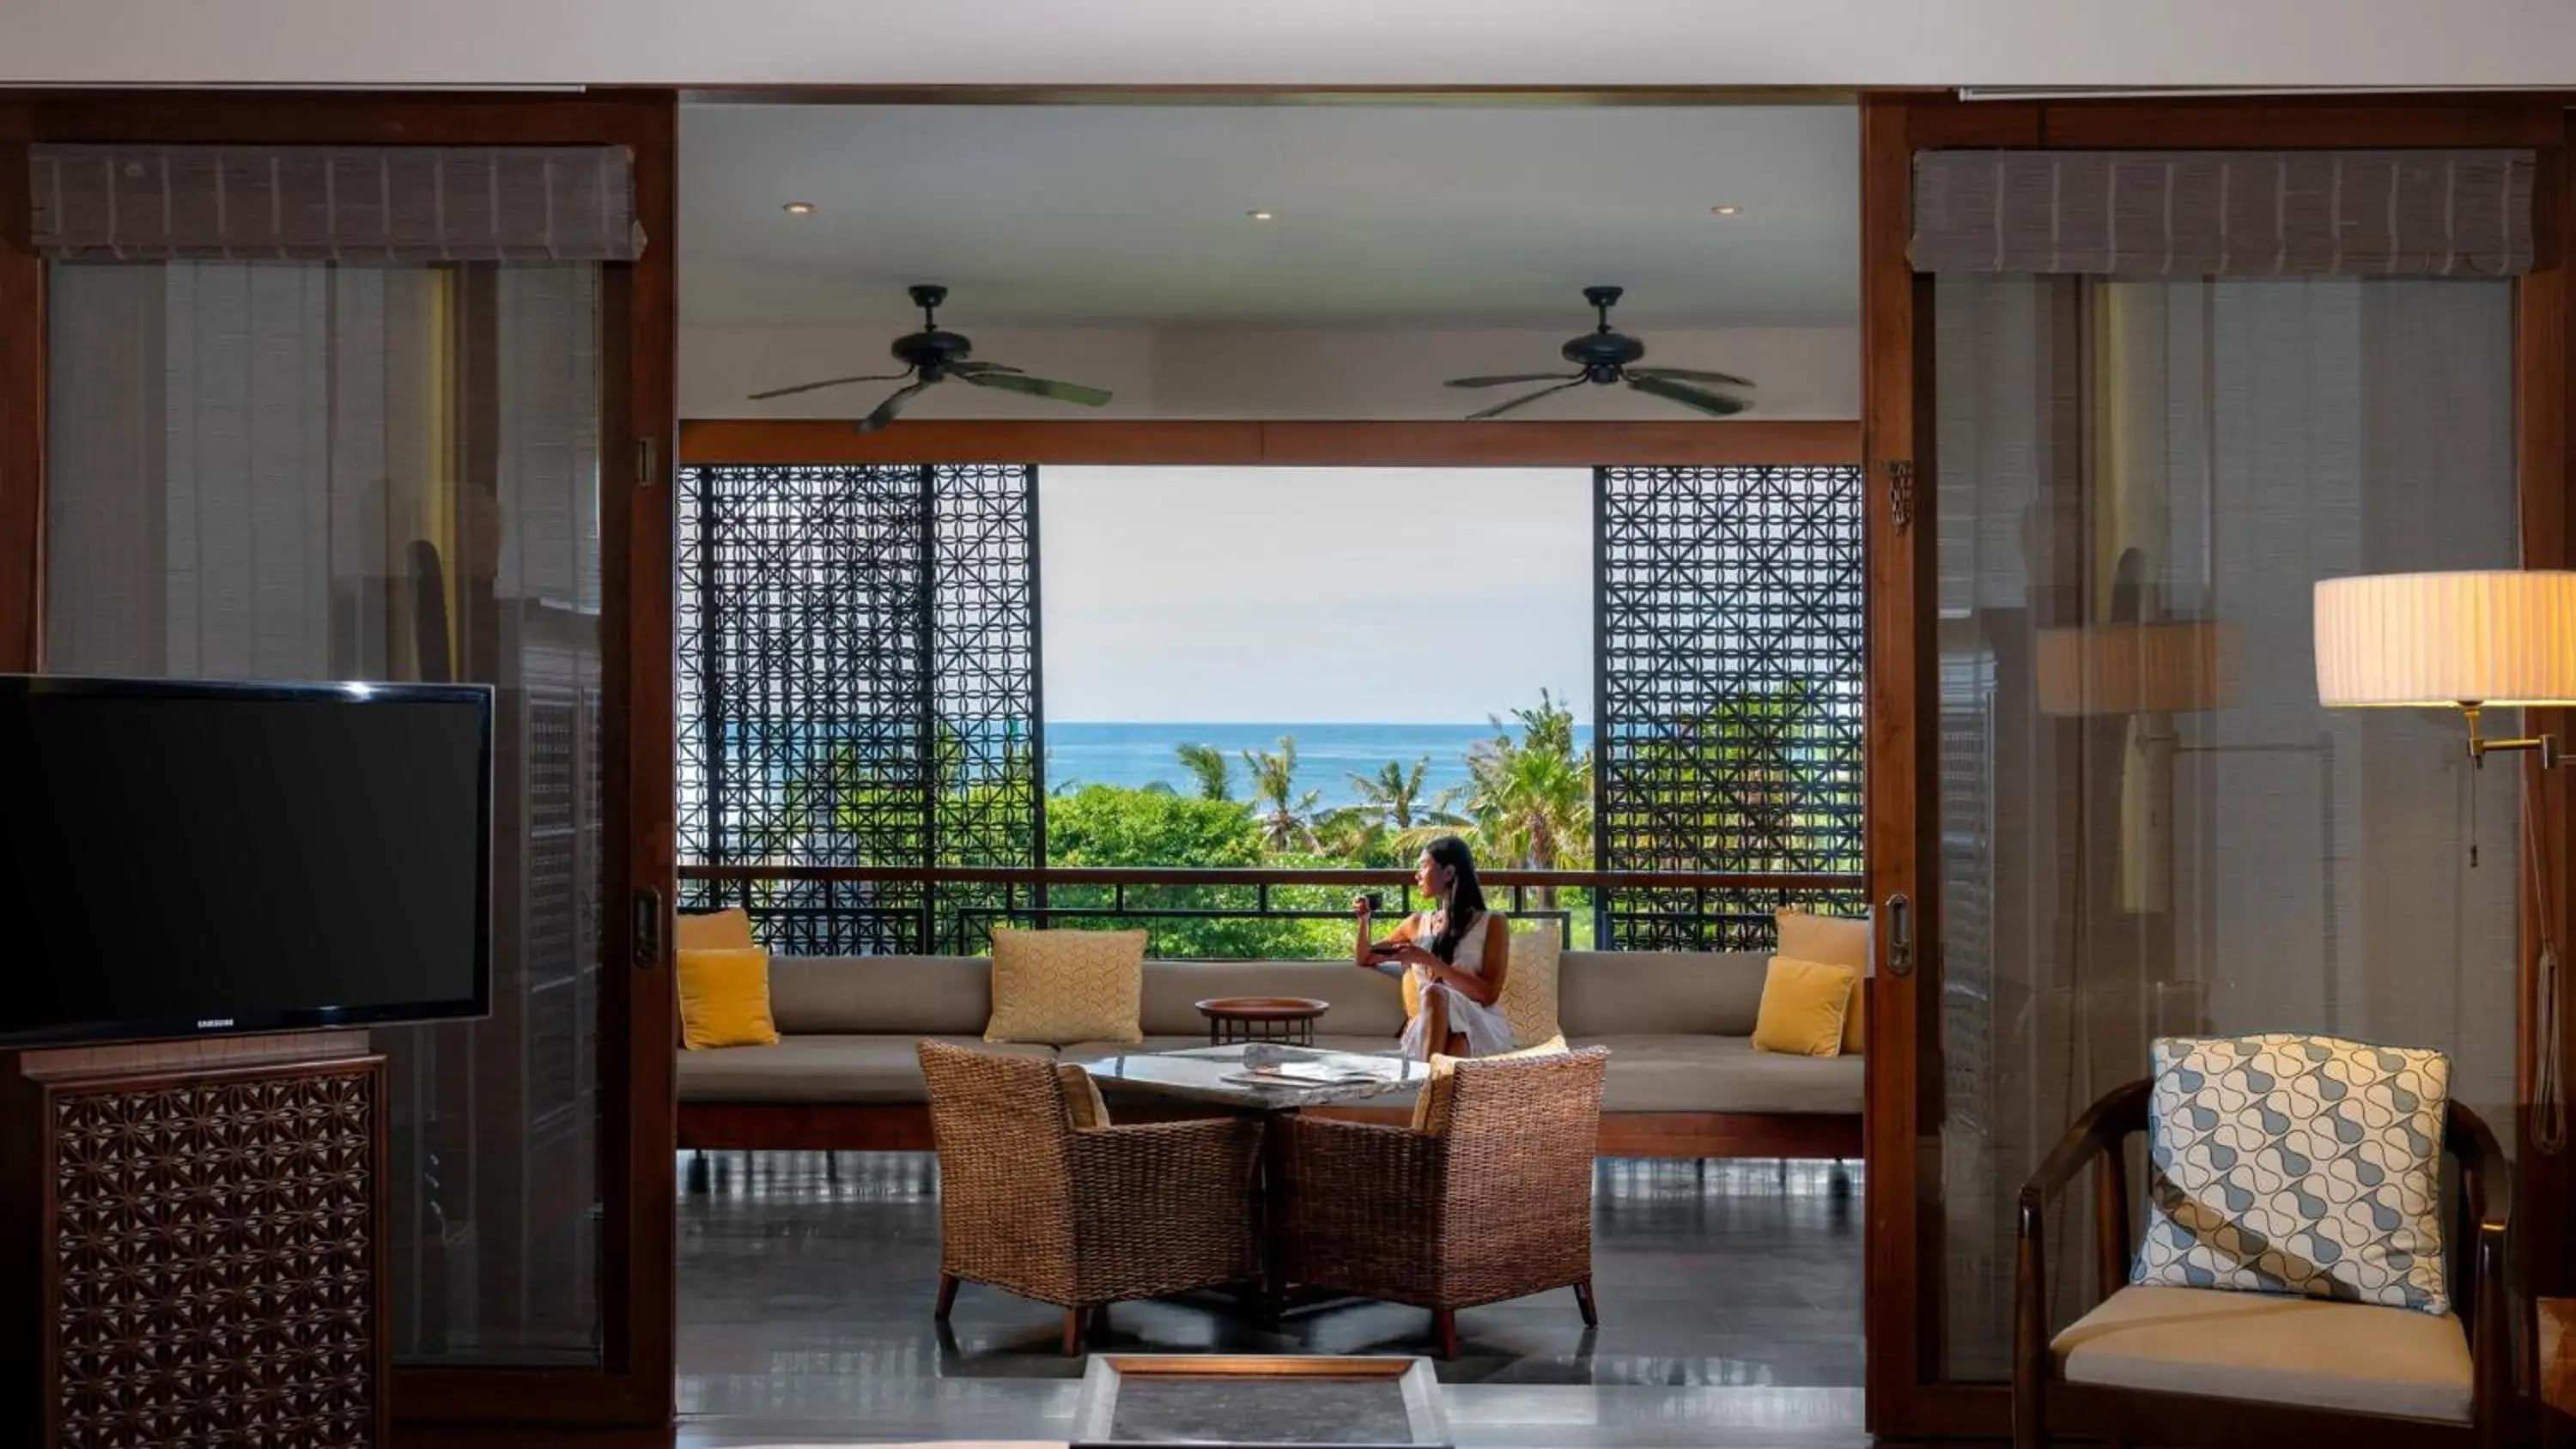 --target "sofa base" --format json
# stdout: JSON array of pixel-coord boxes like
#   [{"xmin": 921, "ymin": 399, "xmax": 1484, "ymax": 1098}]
[{"xmin": 677, "ymin": 1101, "xmax": 1862, "ymax": 1161}]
